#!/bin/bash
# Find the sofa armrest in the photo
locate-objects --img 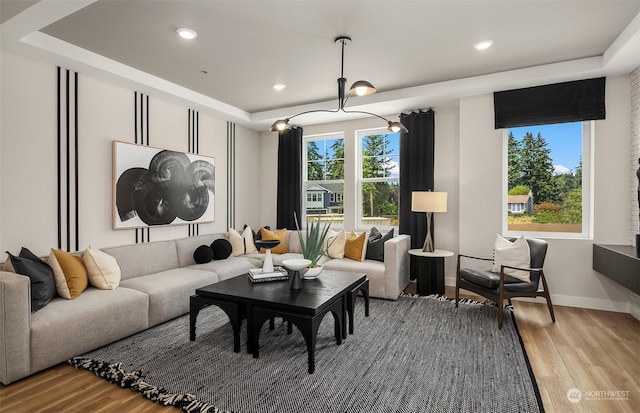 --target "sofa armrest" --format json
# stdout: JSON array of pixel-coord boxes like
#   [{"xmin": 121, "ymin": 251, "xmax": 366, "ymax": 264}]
[
  {"xmin": 382, "ymin": 234, "xmax": 411, "ymax": 300},
  {"xmin": 0, "ymin": 271, "xmax": 31, "ymax": 385}
]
